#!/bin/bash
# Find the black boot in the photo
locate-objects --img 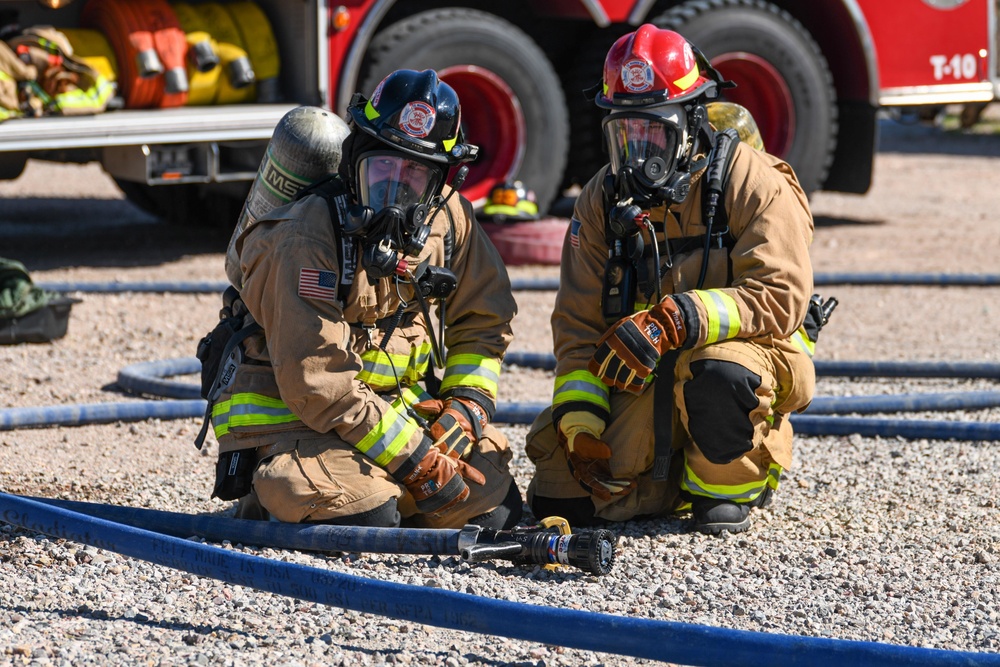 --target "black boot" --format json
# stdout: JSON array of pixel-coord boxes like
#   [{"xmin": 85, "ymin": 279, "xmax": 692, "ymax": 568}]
[{"xmin": 691, "ymin": 497, "xmax": 751, "ymax": 535}]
